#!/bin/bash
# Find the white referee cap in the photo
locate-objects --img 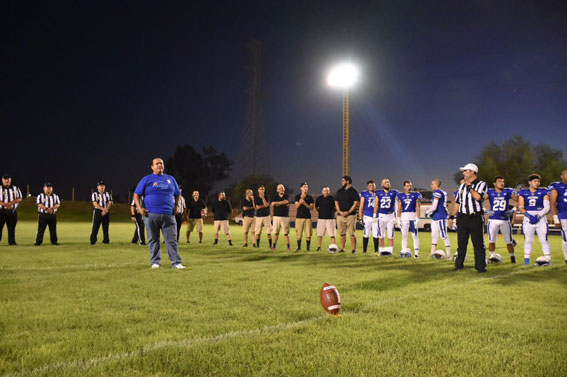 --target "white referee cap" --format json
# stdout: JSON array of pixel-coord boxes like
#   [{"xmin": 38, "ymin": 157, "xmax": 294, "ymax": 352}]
[{"xmin": 459, "ymin": 163, "xmax": 478, "ymax": 173}]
